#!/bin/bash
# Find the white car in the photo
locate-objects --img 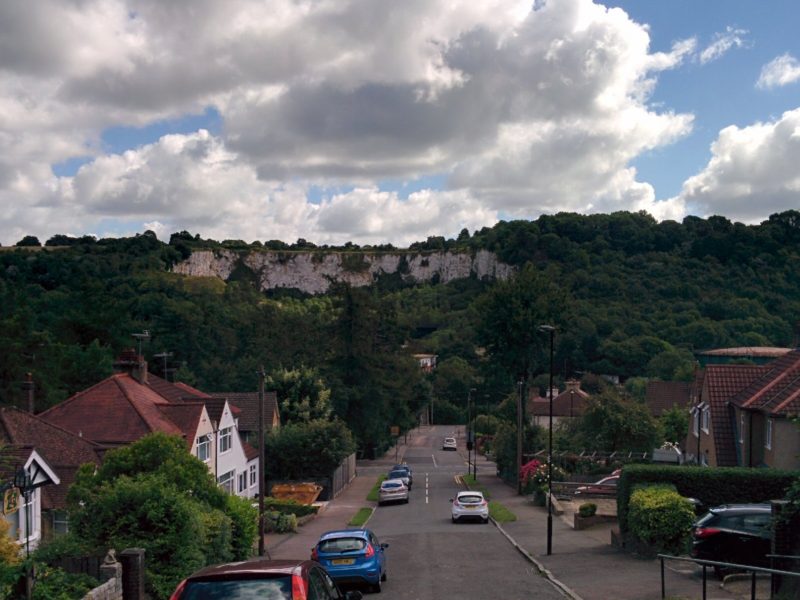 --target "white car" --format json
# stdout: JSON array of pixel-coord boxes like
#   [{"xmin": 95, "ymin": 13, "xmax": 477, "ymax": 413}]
[
  {"xmin": 451, "ymin": 490, "xmax": 489, "ymax": 523},
  {"xmin": 442, "ymin": 437, "xmax": 457, "ymax": 451}
]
